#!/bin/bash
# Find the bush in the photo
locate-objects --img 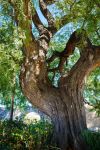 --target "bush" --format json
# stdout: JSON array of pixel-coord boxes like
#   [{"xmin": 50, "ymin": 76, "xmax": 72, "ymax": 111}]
[
  {"xmin": 2, "ymin": 120, "xmax": 99, "ymax": 150},
  {"xmin": 82, "ymin": 130, "xmax": 100, "ymax": 150},
  {"xmin": 0, "ymin": 120, "xmax": 53, "ymax": 150}
]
